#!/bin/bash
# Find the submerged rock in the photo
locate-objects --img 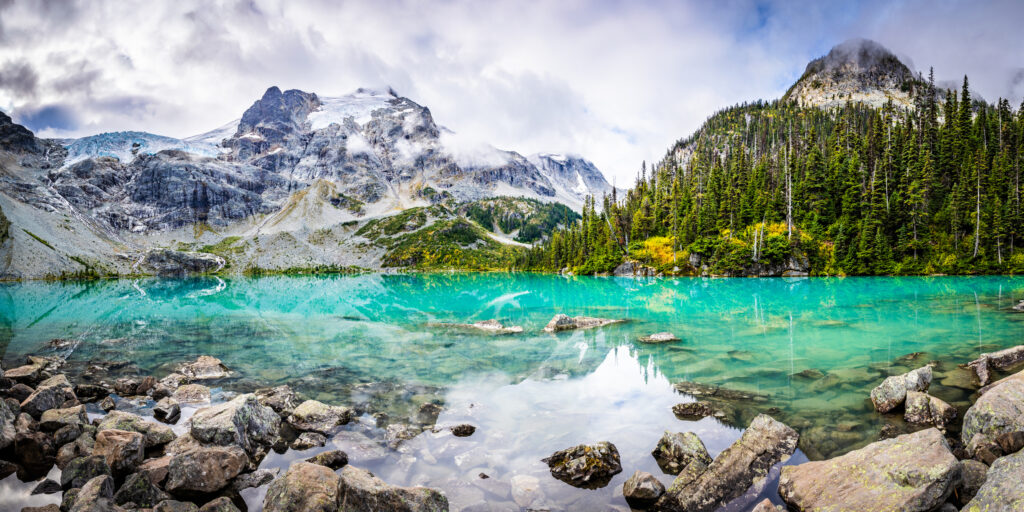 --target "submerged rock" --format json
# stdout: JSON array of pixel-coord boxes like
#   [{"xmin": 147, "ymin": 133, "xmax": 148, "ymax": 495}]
[
  {"xmin": 542, "ymin": 314, "xmax": 624, "ymax": 333},
  {"xmin": 177, "ymin": 356, "xmax": 231, "ymax": 381},
  {"xmin": 671, "ymin": 401, "xmax": 720, "ymax": 421},
  {"xmin": 385, "ymin": 423, "xmax": 422, "ymax": 449},
  {"xmin": 337, "ymin": 465, "xmax": 449, "ymax": 512},
  {"xmin": 903, "ymin": 391, "xmax": 956, "ymax": 429},
  {"xmin": 654, "ymin": 414, "xmax": 798, "ymax": 512},
  {"xmin": 510, "ymin": 474, "xmax": 542, "ymax": 508},
  {"xmin": 542, "ymin": 441, "xmax": 622, "ymax": 489},
  {"xmin": 967, "ymin": 344, "xmax": 1024, "ymax": 386},
  {"xmin": 287, "ymin": 399, "xmax": 352, "ymax": 434},
  {"xmin": 415, "ymin": 402, "xmax": 443, "ymax": 426},
  {"xmin": 639, "ymin": 332, "xmax": 679, "ymax": 344},
  {"xmin": 869, "ymin": 365, "xmax": 932, "ymax": 413},
  {"xmin": 778, "ymin": 428, "xmax": 960, "ymax": 512},
  {"xmin": 442, "ymin": 319, "xmax": 524, "ymax": 334},
  {"xmin": 651, "ymin": 431, "xmax": 712, "ymax": 475},
  {"xmin": 622, "ymin": 470, "xmax": 665, "ymax": 507},
  {"xmin": 962, "ymin": 449, "xmax": 1024, "ymax": 510},
  {"xmin": 961, "ymin": 369, "xmax": 1024, "ymax": 447},
  {"xmin": 263, "ymin": 462, "xmax": 341, "ymax": 512}
]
